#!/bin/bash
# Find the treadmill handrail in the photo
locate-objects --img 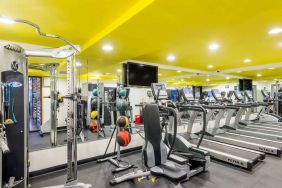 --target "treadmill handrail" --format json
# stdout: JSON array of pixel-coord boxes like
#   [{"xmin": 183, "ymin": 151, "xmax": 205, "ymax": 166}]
[
  {"xmin": 177, "ymin": 104, "xmax": 207, "ymax": 148},
  {"xmin": 234, "ymin": 103, "xmax": 253, "ymax": 108},
  {"xmin": 202, "ymin": 105, "xmax": 225, "ymax": 110}
]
